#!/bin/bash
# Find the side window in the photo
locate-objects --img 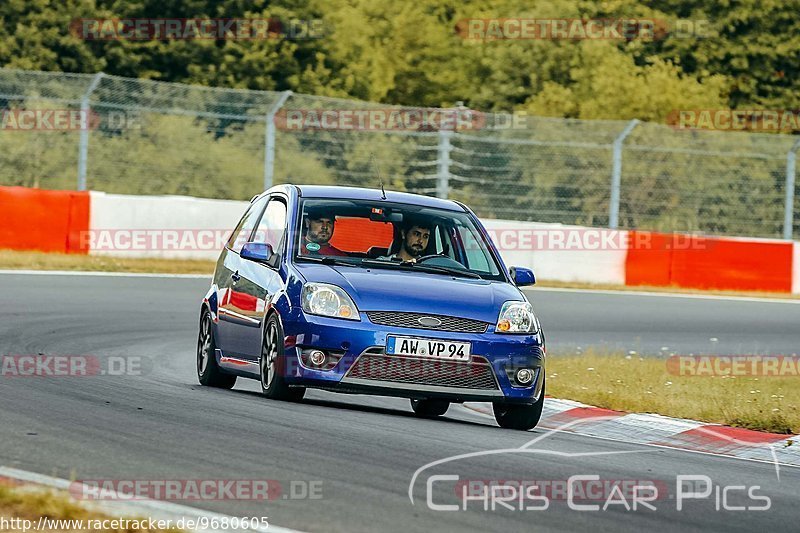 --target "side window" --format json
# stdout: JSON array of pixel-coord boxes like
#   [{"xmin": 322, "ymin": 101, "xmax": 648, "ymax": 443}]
[
  {"xmin": 458, "ymin": 226, "xmax": 493, "ymax": 273},
  {"xmin": 253, "ymin": 198, "xmax": 288, "ymax": 252},
  {"xmin": 226, "ymin": 196, "xmax": 268, "ymax": 253}
]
